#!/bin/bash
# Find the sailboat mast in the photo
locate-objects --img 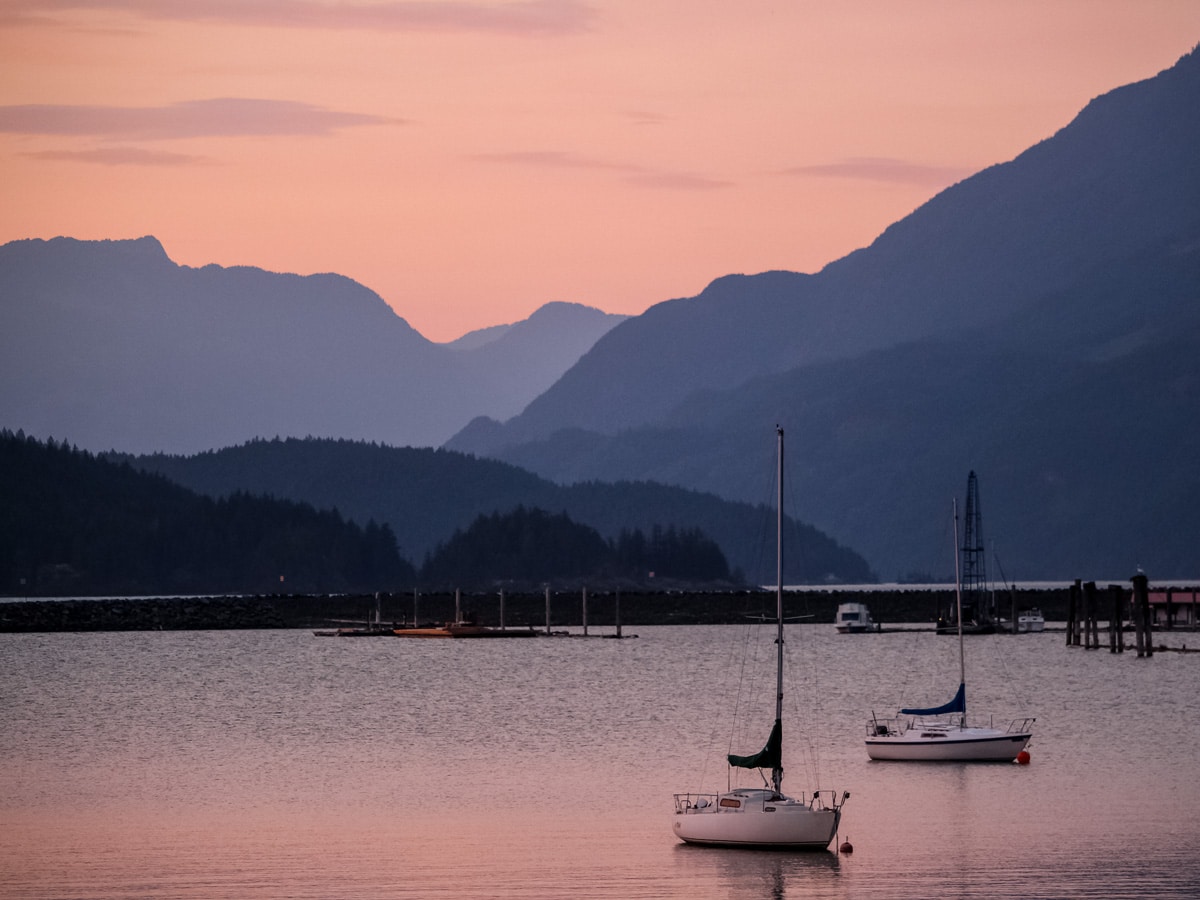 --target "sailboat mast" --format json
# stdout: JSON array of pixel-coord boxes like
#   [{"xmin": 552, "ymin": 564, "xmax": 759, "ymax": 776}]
[
  {"xmin": 952, "ymin": 499, "xmax": 966, "ymax": 718},
  {"xmin": 774, "ymin": 426, "xmax": 785, "ymax": 794}
]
